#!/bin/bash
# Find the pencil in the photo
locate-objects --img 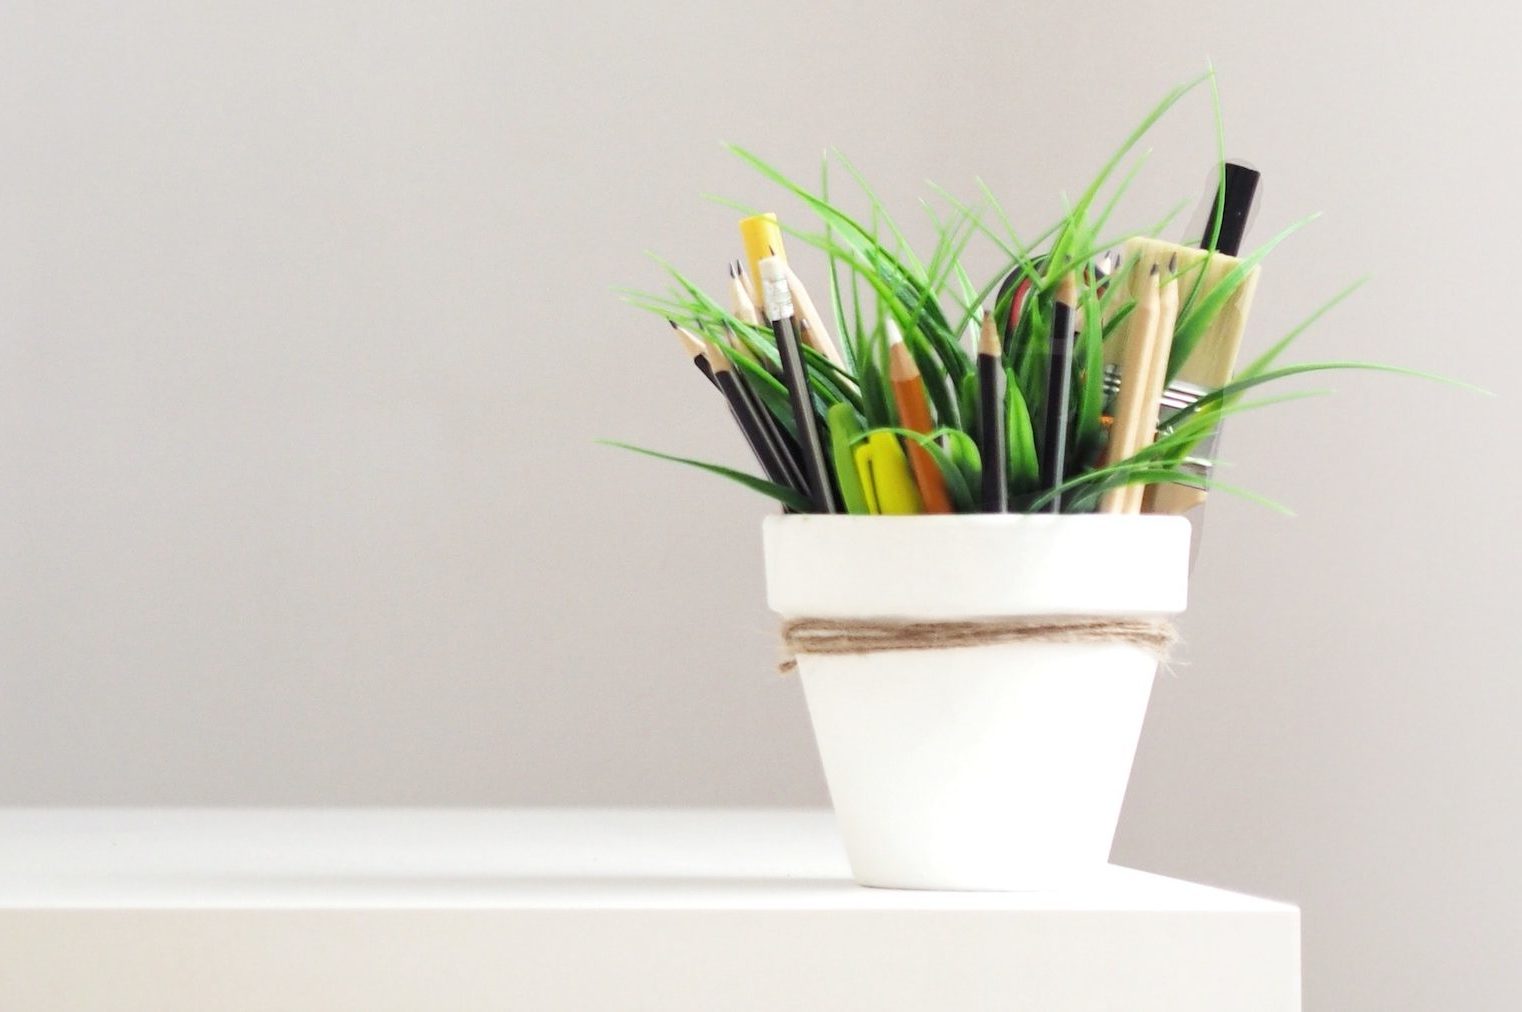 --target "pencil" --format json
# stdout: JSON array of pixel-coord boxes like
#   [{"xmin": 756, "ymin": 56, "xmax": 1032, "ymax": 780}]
[
  {"xmin": 758, "ymin": 255, "xmax": 838, "ymax": 513},
  {"xmin": 1040, "ymin": 274, "xmax": 1077, "ymax": 513},
  {"xmin": 740, "ymin": 213, "xmax": 786, "ymax": 313},
  {"xmin": 670, "ymin": 320, "xmax": 783, "ymax": 485},
  {"xmin": 672, "ymin": 319, "xmax": 805, "ymax": 494},
  {"xmin": 977, "ymin": 309, "xmax": 1007, "ymax": 512},
  {"xmin": 1104, "ymin": 236, "xmax": 1259, "ymax": 515},
  {"xmin": 738, "ymin": 216, "xmax": 846, "ymax": 371},
  {"xmin": 886, "ymin": 317, "xmax": 953, "ymax": 514},
  {"xmin": 728, "ymin": 260, "xmax": 762, "ymax": 328},
  {"xmin": 1098, "ymin": 265, "xmax": 1162, "ymax": 514},
  {"xmin": 720, "ymin": 324, "xmax": 808, "ymax": 493},
  {"xmin": 702, "ymin": 339, "xmax": 800, "ymax": 493},
  {"xmin": 669, "ymin": 319, "xmax": 719, "ymax": 388},
  {"xmin": 782, "ymin": 261, "xmax": 847, "ymax": 369},
  {"xmin": 1123, "ymin": 256, "xmax": 1180, "ymax": 512}
]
